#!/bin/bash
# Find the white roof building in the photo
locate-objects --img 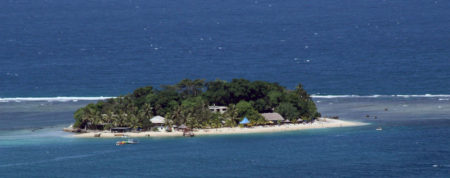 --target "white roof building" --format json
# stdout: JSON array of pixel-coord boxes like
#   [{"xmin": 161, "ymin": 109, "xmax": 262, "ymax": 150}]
[
  {"xmin": 208, "ymin": 105, "xmax": 228, "ymax": 114},
  {"xmin": 150, "ymin": 115, "xmax": 166, "ymax": 124}
]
